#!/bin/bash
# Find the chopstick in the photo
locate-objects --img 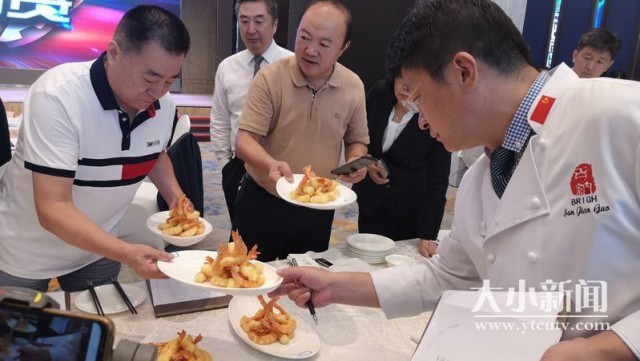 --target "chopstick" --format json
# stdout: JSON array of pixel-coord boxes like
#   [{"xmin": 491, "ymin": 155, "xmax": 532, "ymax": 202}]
[
  {"xmin": 290, "ymin": 258, "xmax": 318, "ymax": 325},
  {"xmin": 86, "ymin": 281, "xmax": 105, "ymax": 316},
  {"xmin": 110, "ymin": 276, "xmax": 137, "ymax": 314}
]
